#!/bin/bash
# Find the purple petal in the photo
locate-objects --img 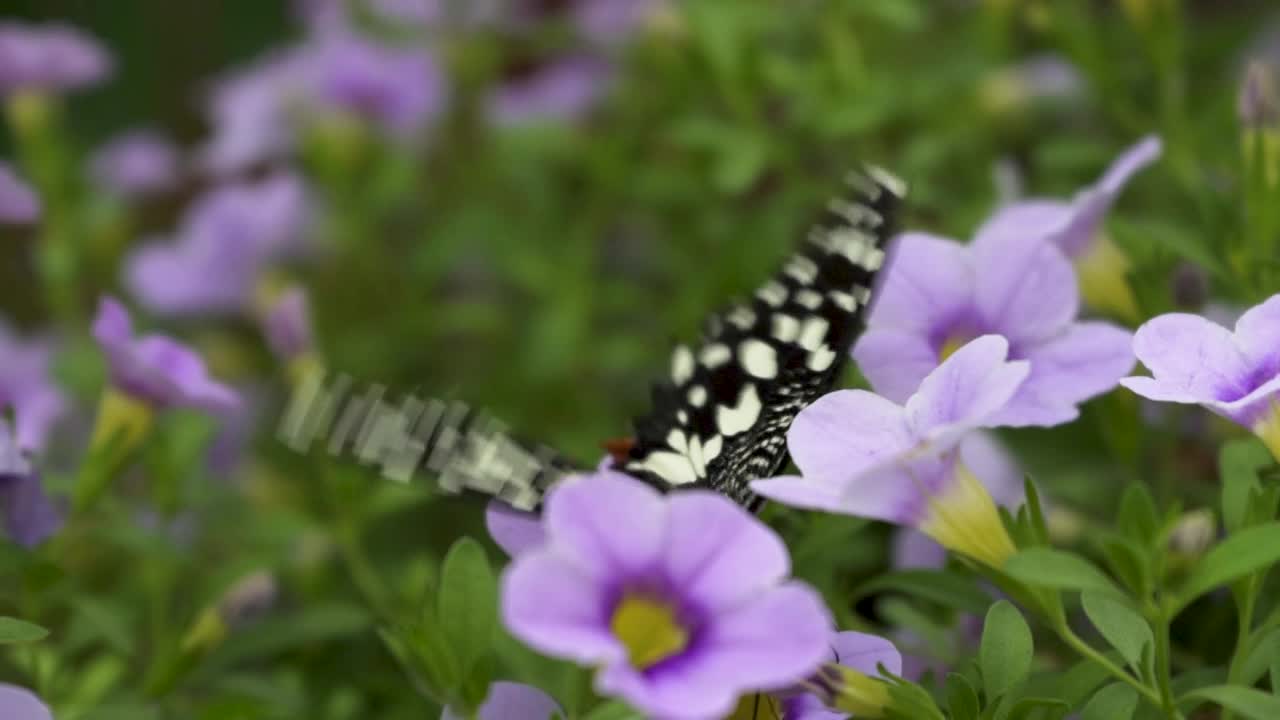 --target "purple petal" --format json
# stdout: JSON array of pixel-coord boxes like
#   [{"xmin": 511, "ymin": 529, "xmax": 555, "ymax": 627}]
[
  {"xmin": 89, "ymin": 130, "xmax": 181, "ymax": 198},
  {"xmin": 198, "ymin": 52, "xmax": 304, "ymax": 176},
  {"xmin": 0, "ymin": 162, "xmax": 39, "ymax": 224},
  {"xmin": 126, "ymin": 237, "xmax": 258, "ymax": 315},
  {"xmin": 574, "ymin": 0, "xmax": 656, "ymax": 43},
  {"xmin": 865, "ymin": 233, "xmax": 974, "ymax": 337},
  {"xmin": 959, "ymin": 432, "xmax": 1024, "ymax": 507},
  {"xmin": 971, "ymin": 200, "xmax": 1073, "ymax": 258},
  {"xmin": 596, "ymin": 582, "xmax": 832, "ymax": 719},
  {"xmin": 485, "ymin": 499, "xmax": 546, "ymax": 557},
  {"xmin": 0, "ymin": 326, "xmax": 66, "ymax": 452},
  {"xmin": 831, "ymin": 631, "xmax": 902, "ymax": 676},
  {"xmin": 786, "ymin": 390, "xmax": 913, "ymax": 484},
  {"xmin": 1207, "ymin": 375, "xmax": 1280, "ymax": 427},
  {"xmin": 905, "ymin": 335, "xmax": 1030, "ymax": 437},
  {"xmin": 262, "ymin": 288, "xmax": 313, "ymax": 361},
  {"xmin": 1124, "ymin": 312, "xmax": 1252, "ymax": 403},
  {"xmin": 851, "ymin": 328, "xmax": 940, "ymax": 404},
  {"xmin": 0, "ymin": 683, "xmax": 52, "ymax": 720},
  {"xmin": 994, "ymin": 322, "xmax": 1134, "ymax": 427},
  {"xmin": 500, "ymin": 547, "xmax": 623, "ymax": 665},
  {"xmin": 1046, "ymin": 136, "xmax": 1161, "ymax": 257},
  {"xmin": 306, "ymin": 33, "xmax": 445, "ymax": 134},
  {"xmin": 972, "ymin": 231, "xmax": 1078, "ymax": 345},
  {"xmin": 661, "ymin": 491, "xmax": 790, "ymax": 612},
  {"xmin": 1233, "ymin": 294, "xmax": 1280, "ymax": 374},
  {"xmin": 891, "ymin": 528, "xmax": 947, "ymax": 570},
  {"xmin": 542, "ymin": 471, "xmax": 666, "ymax": 579},
  {"xmin": 442, "ymin": 682, "xmax": 563, "ymax": 720},
  {"xmin": 0, "ymin": 424, "xmax": 61, "ymax": 548},
  {"xmin": 753, "ymin": 469, "xmax": 925, "ymax": 525},
  {"xmin": 488, "ymin": 56, "xmax": 611, "ymax": 127},
  {"xmin": 0, "ymin": 22, "xmax": 111, "ymax": 94}
]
